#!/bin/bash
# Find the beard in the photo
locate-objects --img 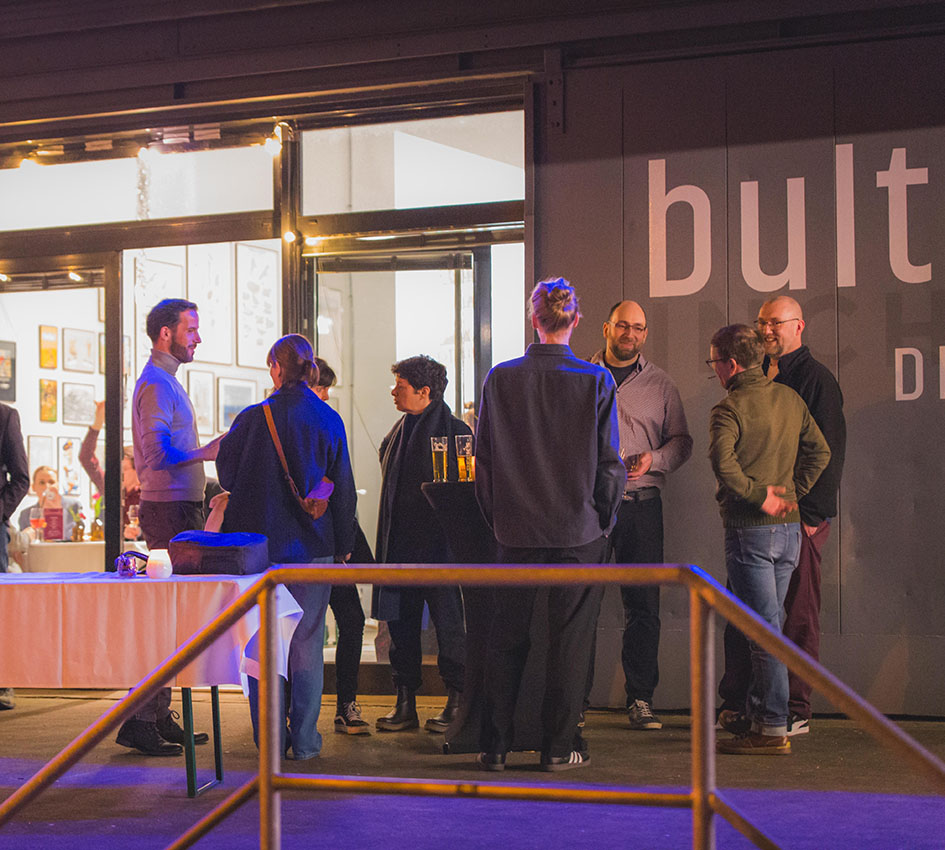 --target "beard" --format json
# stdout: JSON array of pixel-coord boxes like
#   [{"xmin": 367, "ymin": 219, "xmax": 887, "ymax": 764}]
[
  {"xmin": 608, "ymin": 340, "xmax": 640, "ymax": 362},
  {"xmin": 169, "ymin": 340, "xmax": 194, "ymax": 363}
]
